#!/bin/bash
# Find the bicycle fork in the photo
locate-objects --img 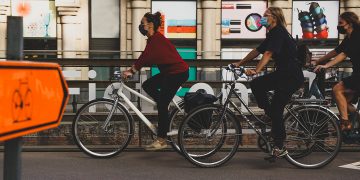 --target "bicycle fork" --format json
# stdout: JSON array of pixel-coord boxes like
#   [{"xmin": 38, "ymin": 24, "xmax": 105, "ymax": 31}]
[{"xmin": 102, "ymin": 97, "xmax": 120, "ymax": 132}]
